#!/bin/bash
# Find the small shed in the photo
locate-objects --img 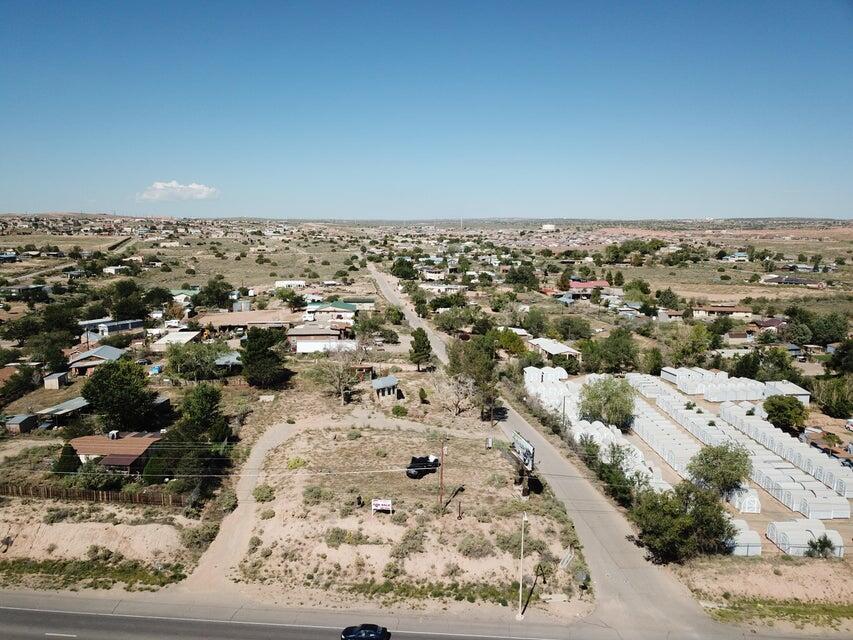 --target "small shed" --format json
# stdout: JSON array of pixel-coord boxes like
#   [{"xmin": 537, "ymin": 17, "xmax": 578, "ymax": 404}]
[
  {"xmin": 43, "ymin": 371, "xmax": 69, "ymax": 390},
  {"xmin": 371, "ymin": 375, "xmax": 400, "ymax": 399},
  {"xmin": 5, "ymin": 414, "xmax": 37, "ymax": 434}
]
